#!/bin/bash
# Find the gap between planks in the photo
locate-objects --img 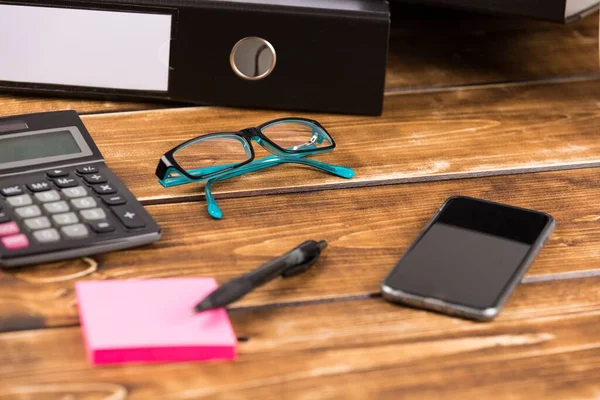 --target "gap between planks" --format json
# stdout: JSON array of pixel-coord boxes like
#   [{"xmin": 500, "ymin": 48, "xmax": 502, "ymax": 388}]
[
  {"xmin": 139, "ymin": 160, "xmax": 600, "ymax": 207},
  {"xmin": 77, "ymin": 73, "xmax": 600, "ymax": 120},
  {"xmin": 7, "ymin": 271, "xmax": 599, "ymax": 334},
  {"xmin": 383, "ymin": 73, "xmax": 600, "ymax": 96}
]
